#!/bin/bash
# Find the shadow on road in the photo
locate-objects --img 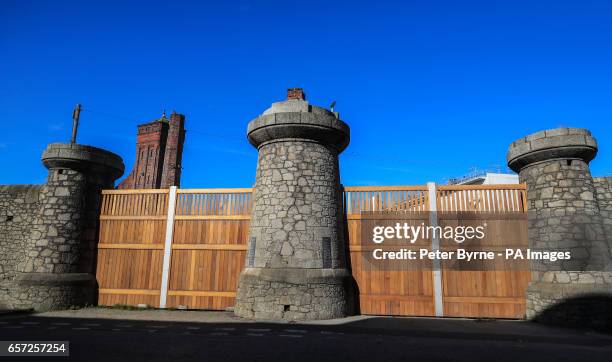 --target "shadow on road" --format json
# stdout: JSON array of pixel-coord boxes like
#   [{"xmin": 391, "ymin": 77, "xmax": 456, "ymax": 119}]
[{"xmin": 532, "ymin": 294, "xmax": 612, "ymax": 333}]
